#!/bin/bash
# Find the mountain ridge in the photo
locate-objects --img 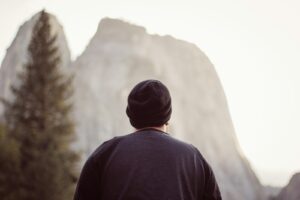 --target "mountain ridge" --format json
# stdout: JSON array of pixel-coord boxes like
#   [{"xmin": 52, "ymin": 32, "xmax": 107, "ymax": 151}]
[
  {"xmin": 0, "ymin": 12, "xmax": 266, "ymax": 200},
  {"xmin": 71, "ymin": 16, "xmax": 266, "ymax": 200}
]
